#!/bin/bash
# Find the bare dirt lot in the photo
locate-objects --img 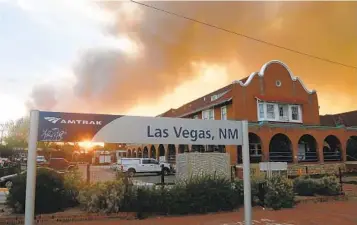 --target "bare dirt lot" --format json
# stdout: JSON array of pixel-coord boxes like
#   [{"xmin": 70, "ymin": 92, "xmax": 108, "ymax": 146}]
[{"xmin": 66, "ymin": 199, "xmax": 357, "ymax": 225}]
